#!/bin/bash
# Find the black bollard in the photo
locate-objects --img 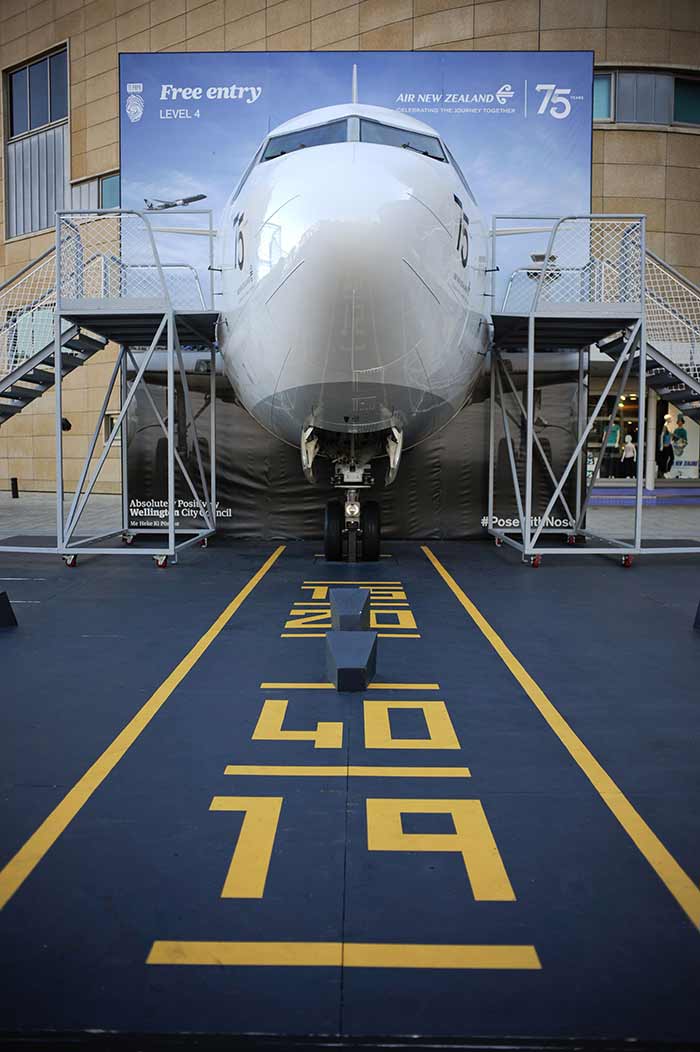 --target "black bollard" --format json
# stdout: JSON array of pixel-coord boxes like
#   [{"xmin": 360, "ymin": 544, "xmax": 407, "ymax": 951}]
[
  {"xmin": 0, "ymin": 592, "xmax": 18, "ymax": 628},
  {"xmin": 10, "ymin": 477, "xmax": 19, "ymax": 499}
]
